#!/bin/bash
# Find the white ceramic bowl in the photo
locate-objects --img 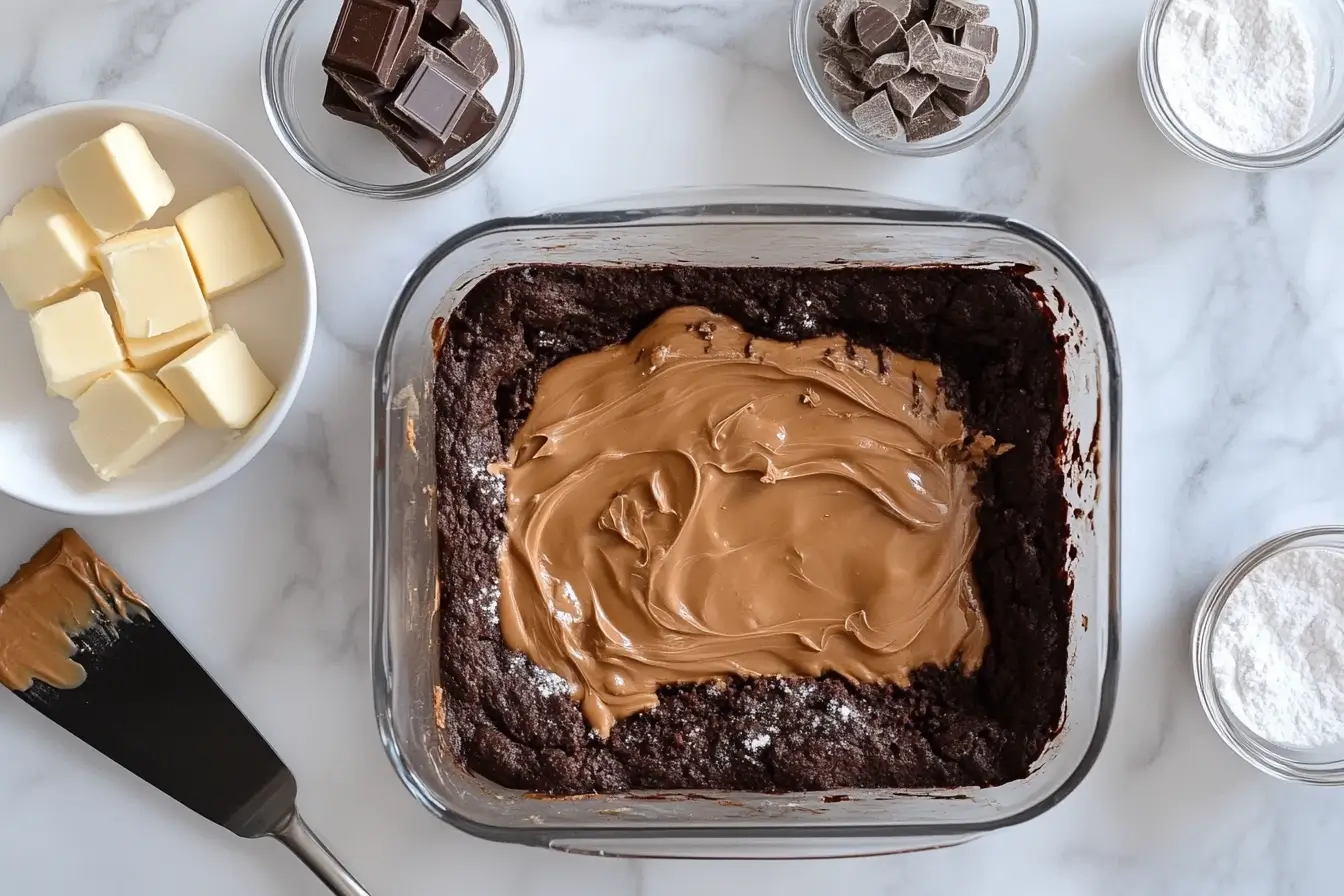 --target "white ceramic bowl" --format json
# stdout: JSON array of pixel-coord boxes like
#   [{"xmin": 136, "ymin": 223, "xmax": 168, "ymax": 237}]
[{"xmin": 0, "ymin": 101, "xmax": 315, "ymax": 516}]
